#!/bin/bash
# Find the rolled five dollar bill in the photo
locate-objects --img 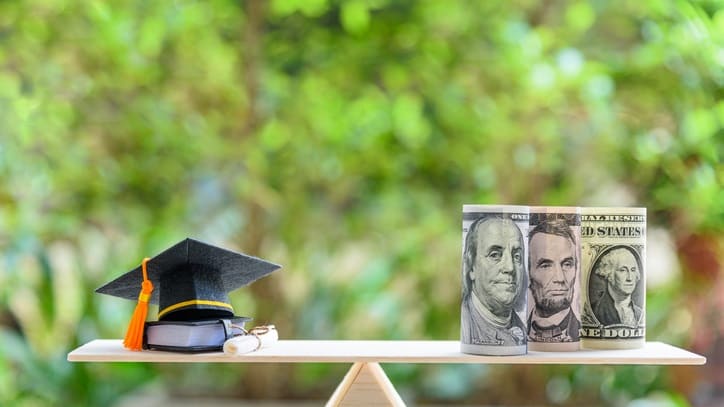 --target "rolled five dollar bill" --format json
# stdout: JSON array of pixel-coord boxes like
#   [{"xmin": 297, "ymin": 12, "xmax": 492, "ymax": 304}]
[
  {"xmin": 527, "ymin": 207, "xmax": 581, "ymax": 352},
  {"xmin": 580, "ymin": 207, "xmax": 646, "ymax": 349},
  {"xmin": 461, "ymin": 204, "xmax": 529, "ymax": 356}
]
